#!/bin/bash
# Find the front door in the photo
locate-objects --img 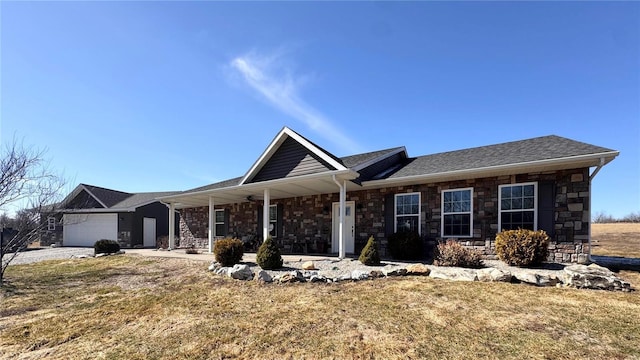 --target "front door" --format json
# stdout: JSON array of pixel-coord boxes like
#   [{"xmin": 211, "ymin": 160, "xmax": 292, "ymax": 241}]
[
  {"xmin": 143, "ymin": 217, "xmax": 156, "ymax": 248},
  {"xmin": 332, "ymin": 201, "xmax": 355, "ymax": 254}
]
